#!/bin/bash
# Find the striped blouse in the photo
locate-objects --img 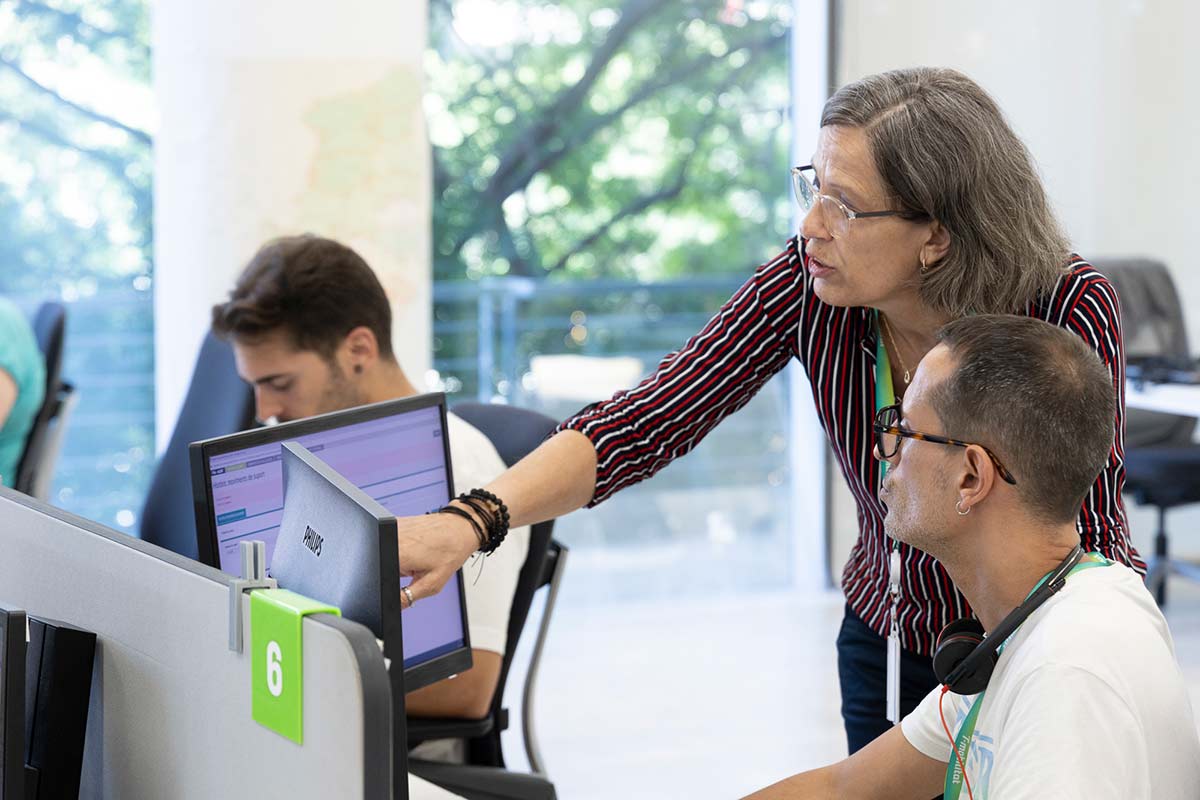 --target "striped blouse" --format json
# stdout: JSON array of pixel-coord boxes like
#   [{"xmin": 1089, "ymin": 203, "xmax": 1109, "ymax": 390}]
[{"xmin": 559, "ymin": 235, "xmax": 1145, "ymax": 655}]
